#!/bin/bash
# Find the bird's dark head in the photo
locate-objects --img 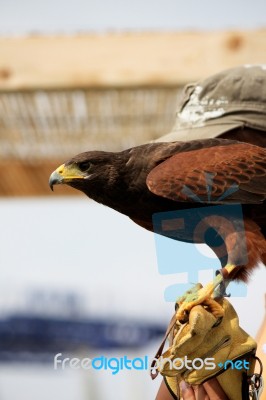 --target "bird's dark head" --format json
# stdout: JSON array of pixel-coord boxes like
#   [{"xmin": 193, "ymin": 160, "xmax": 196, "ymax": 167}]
[{"xmin": 49, "ymin": 151, "xmax": 121, "ymax": 197}]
